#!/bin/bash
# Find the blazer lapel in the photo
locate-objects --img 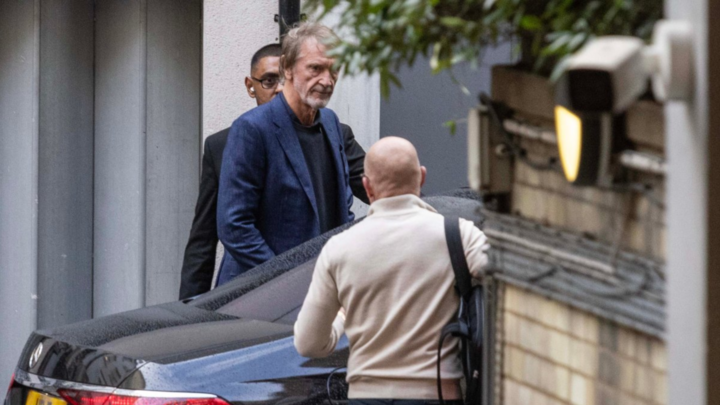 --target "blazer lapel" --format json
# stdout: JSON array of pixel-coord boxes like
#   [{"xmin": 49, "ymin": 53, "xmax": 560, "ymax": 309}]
[{"xmin": 270, "ymin": 97, "xmax": 319, "ymax": 219}]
